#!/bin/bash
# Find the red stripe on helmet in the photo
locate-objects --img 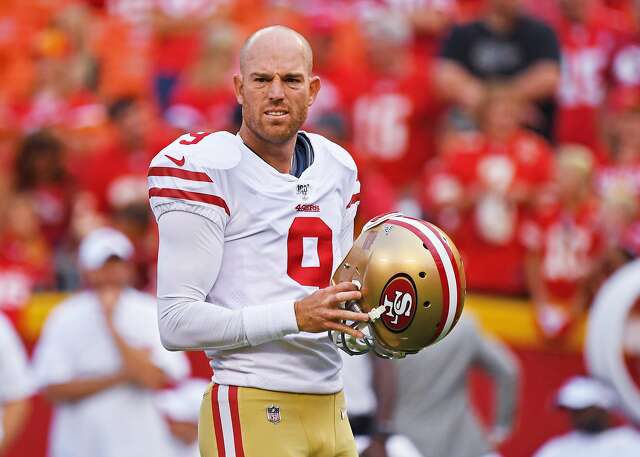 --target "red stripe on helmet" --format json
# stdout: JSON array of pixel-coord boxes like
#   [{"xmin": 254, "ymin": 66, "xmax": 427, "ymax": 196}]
[
  {"xmin": 417, "ymin": 220, "xmax": 464, "ymax": 328},
  {"xmin": 386, "ymin": 219, "xmax": 450, "ymax": 343}
]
